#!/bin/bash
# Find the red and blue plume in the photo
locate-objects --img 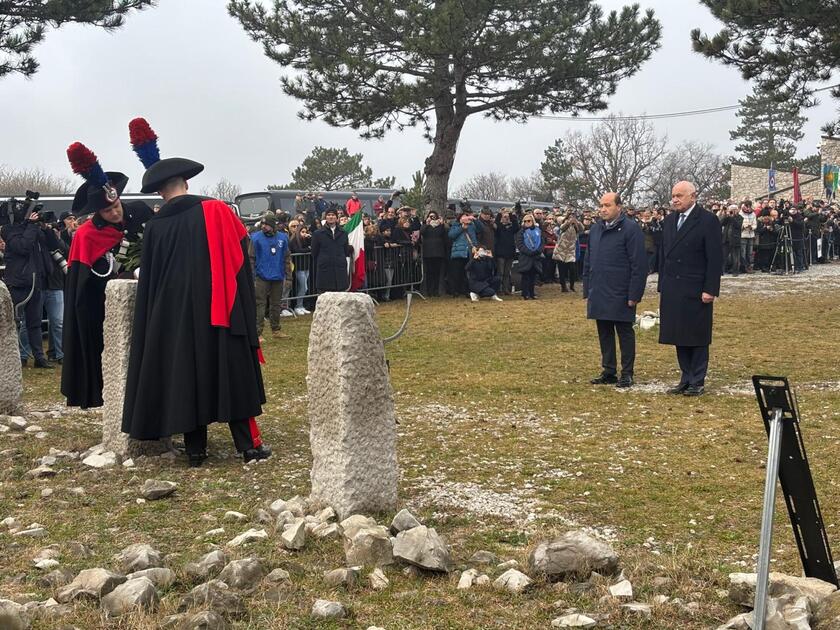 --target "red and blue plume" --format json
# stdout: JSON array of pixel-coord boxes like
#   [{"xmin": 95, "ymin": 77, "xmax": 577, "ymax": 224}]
[
  {"xmin": 67, "ymin": 142, "xmax": 108, "ymax": 188},
  {"xmin": 129, "ymin": 117, "xmax": 160, "ymax": 169}
]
